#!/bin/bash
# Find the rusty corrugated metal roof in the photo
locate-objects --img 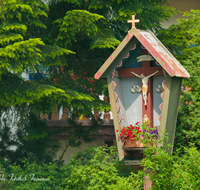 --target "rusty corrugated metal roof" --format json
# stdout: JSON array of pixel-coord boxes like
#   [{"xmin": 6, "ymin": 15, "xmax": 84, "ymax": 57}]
[{"xmin": 94, "ymin": 28, "xmax": 190, "ymax": 79}]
